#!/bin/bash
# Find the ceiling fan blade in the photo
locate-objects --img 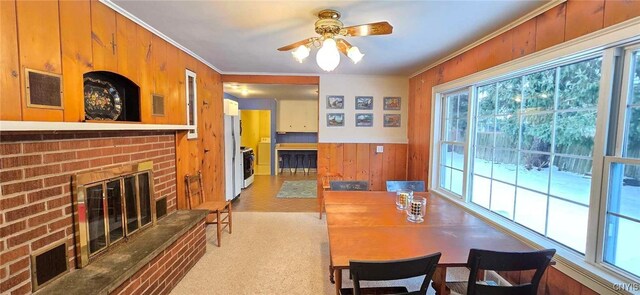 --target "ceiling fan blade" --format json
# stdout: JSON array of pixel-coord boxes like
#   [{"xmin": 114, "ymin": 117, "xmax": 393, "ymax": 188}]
[
  {"xmin": 342, "ymin": 21, "xmax": 393, "ymax": 37},
  {"xmin": 336, "ymin": 39, "xmax": 352, "ymax": 56},
  {"xmin": 277, "ymin": 38, "xmax": 315, "ymax": 51}
]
